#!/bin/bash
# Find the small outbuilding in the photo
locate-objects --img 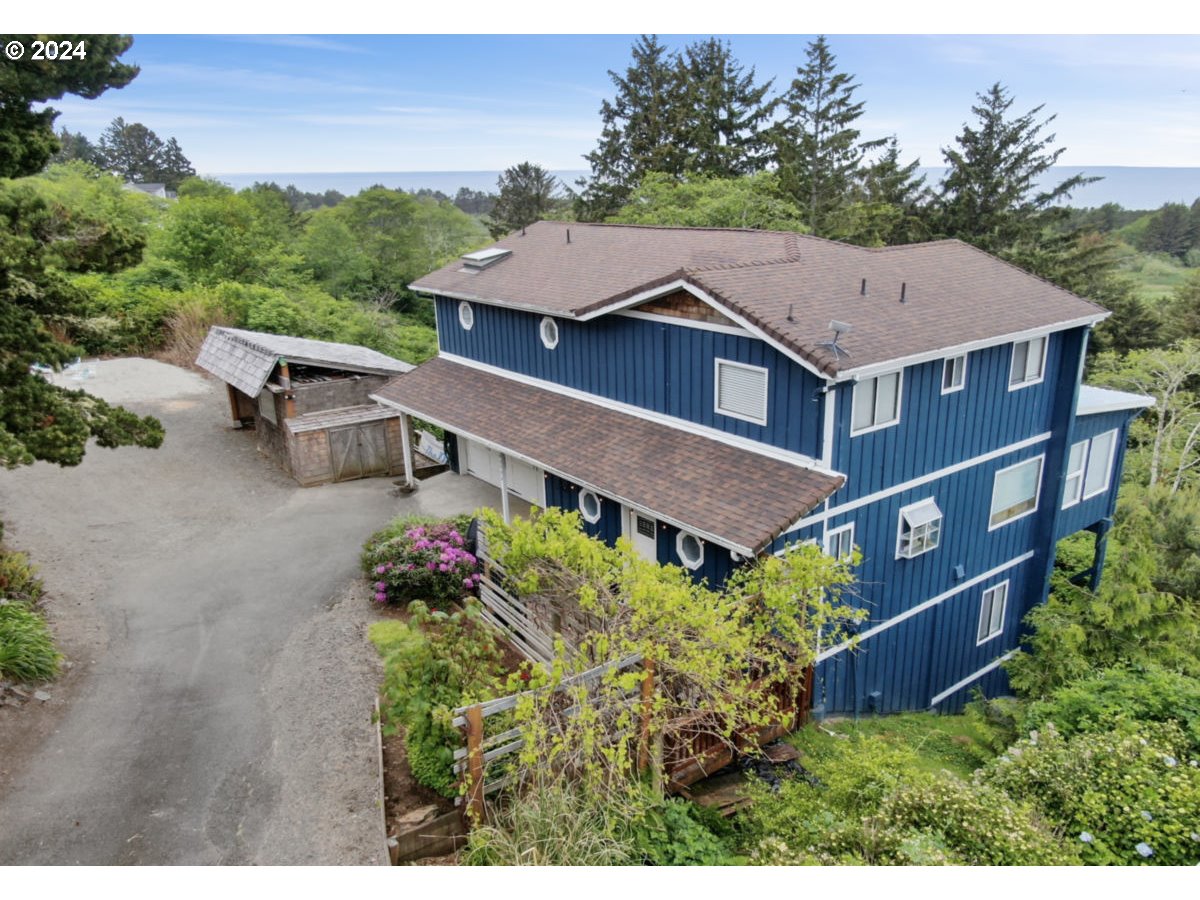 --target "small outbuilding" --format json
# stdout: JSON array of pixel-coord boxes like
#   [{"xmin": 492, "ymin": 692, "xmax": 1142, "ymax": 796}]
[{"xmin": 196, "ymin": 326, "xmax": 417, "ymax": 486}]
